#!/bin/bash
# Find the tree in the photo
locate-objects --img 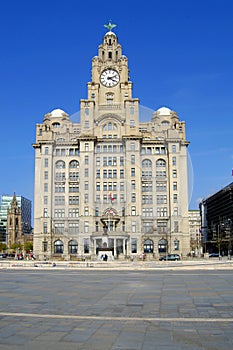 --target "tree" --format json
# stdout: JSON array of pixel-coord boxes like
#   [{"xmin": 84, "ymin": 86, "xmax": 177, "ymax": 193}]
[
  {"xmin": 25, "ymin": 242, "xmax": 33, "ymax": 253},
  {"xmin": 0, "ymin": 243, "xmax": 7, "ymax": 252}
]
